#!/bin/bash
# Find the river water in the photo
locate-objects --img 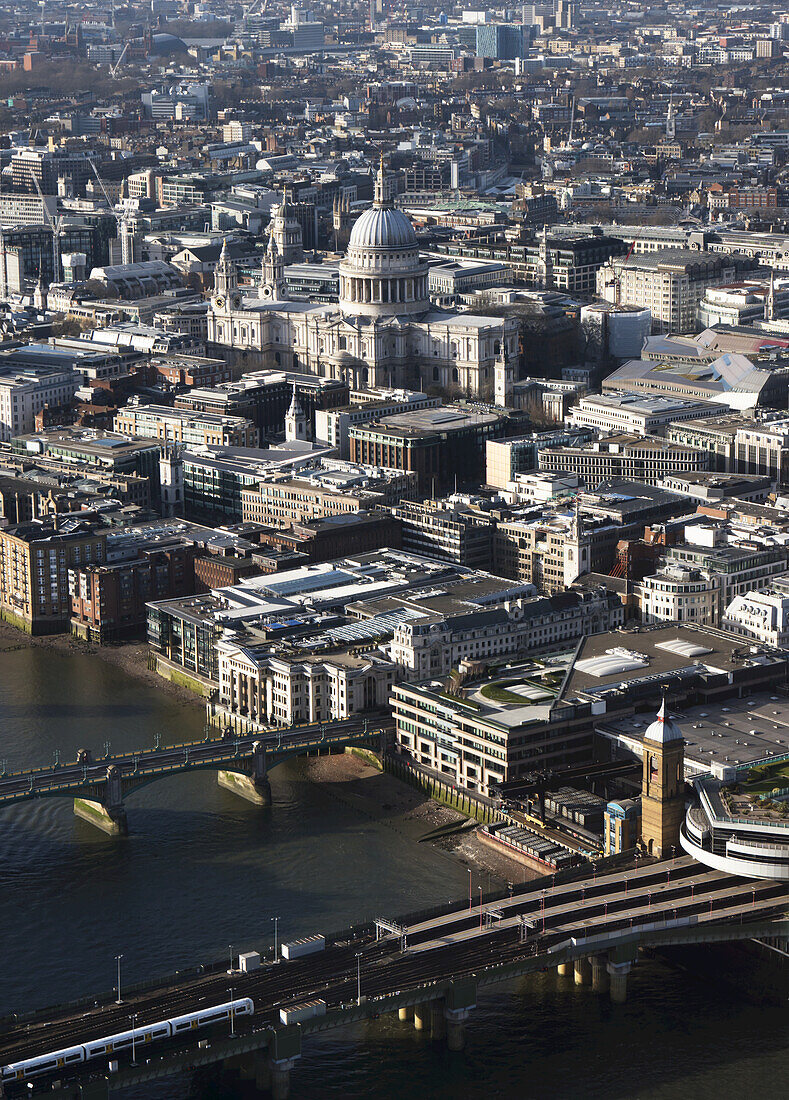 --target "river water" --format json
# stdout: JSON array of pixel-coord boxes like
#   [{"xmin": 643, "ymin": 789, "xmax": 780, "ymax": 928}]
[{"xmin": 0, "ymin": 646, "xmax": 786, "ymax": 1099}]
